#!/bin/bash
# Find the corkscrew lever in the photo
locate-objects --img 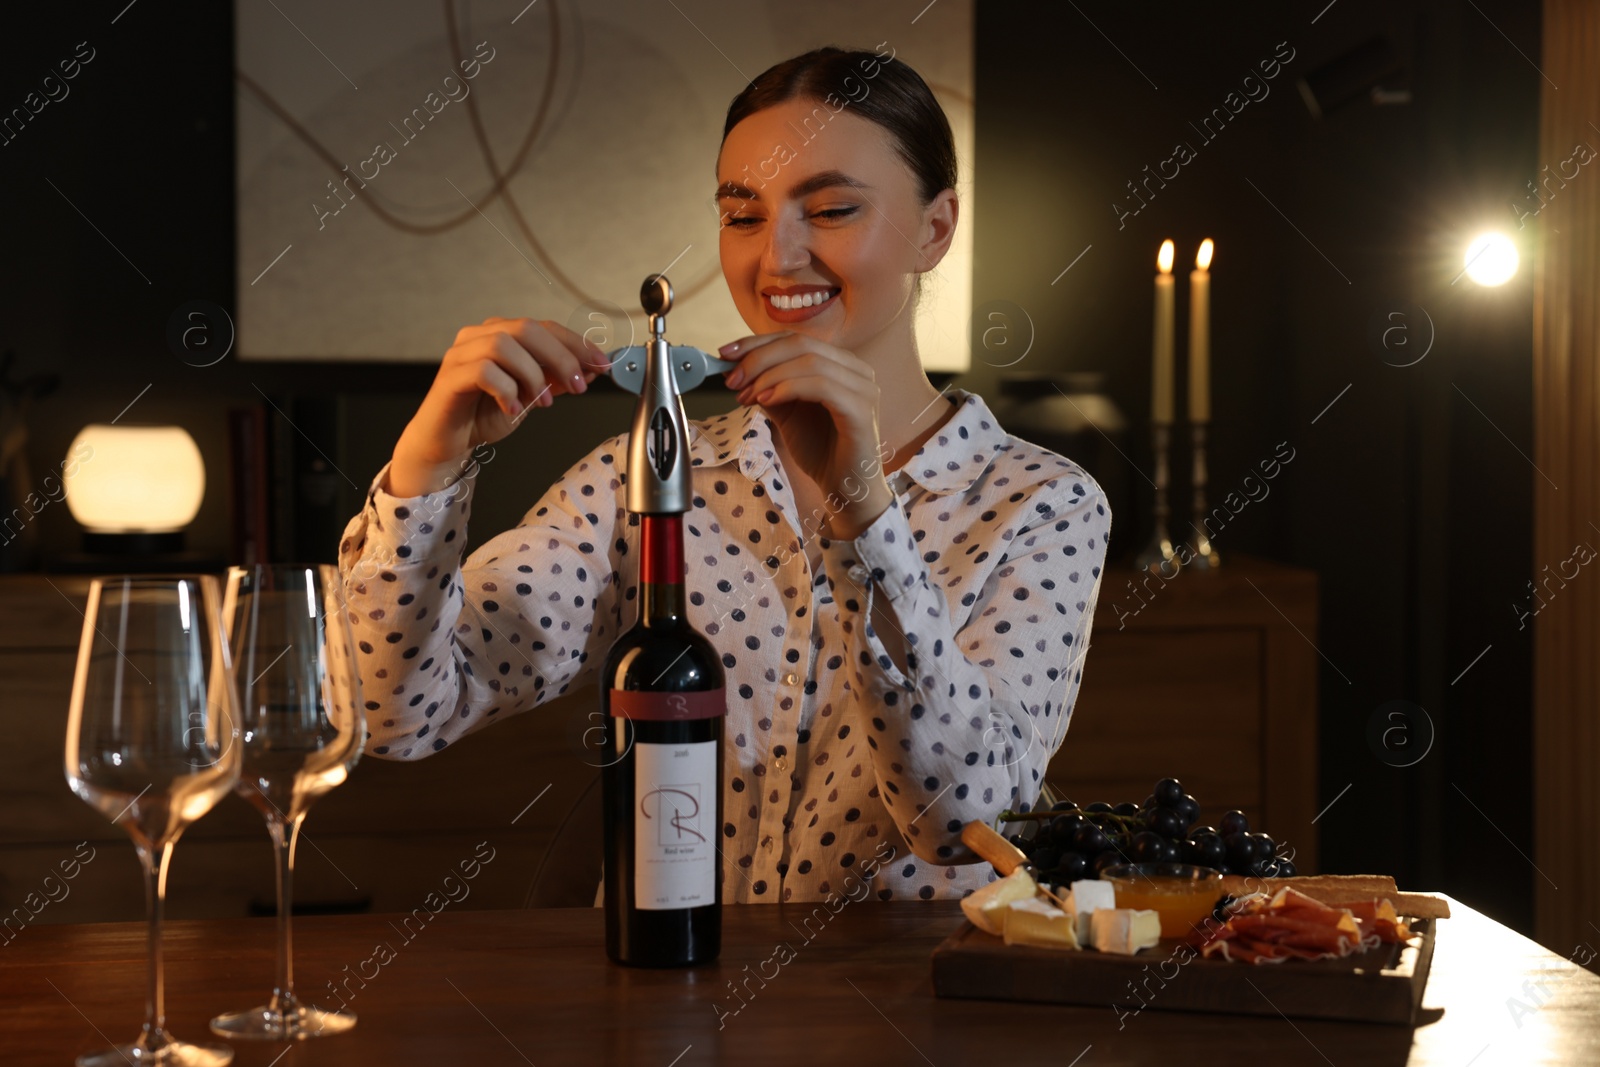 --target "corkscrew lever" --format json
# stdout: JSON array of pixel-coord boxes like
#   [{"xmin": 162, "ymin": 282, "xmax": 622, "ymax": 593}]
[{"xmin": 605, "ymin": 344, "xmax": 737, "ymax": 396}]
